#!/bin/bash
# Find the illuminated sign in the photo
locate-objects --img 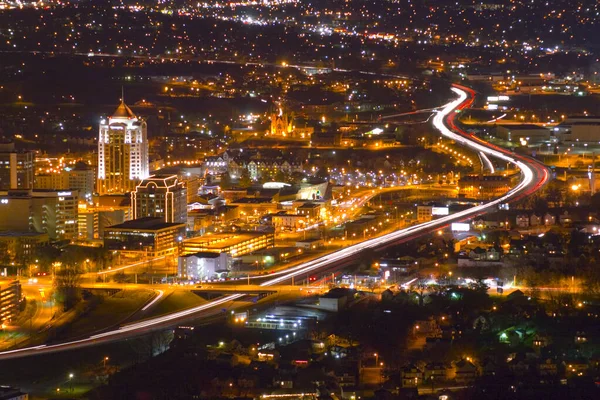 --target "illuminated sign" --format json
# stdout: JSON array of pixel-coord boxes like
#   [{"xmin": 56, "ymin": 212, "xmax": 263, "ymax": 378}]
[
  {"xmin": 57, "ymin": 191, "xmax": 72, "ymax": 196},
  {"xmin": 451, "ymin": 223, "xmax": 470, "ymax": 232},
  {"xmin": 487, "ymin": 95, "xmax": 510, "ymax": 102},
  {"xmin": 432, "ymin": 207, "xmax": 449, "ymax": 216}
]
